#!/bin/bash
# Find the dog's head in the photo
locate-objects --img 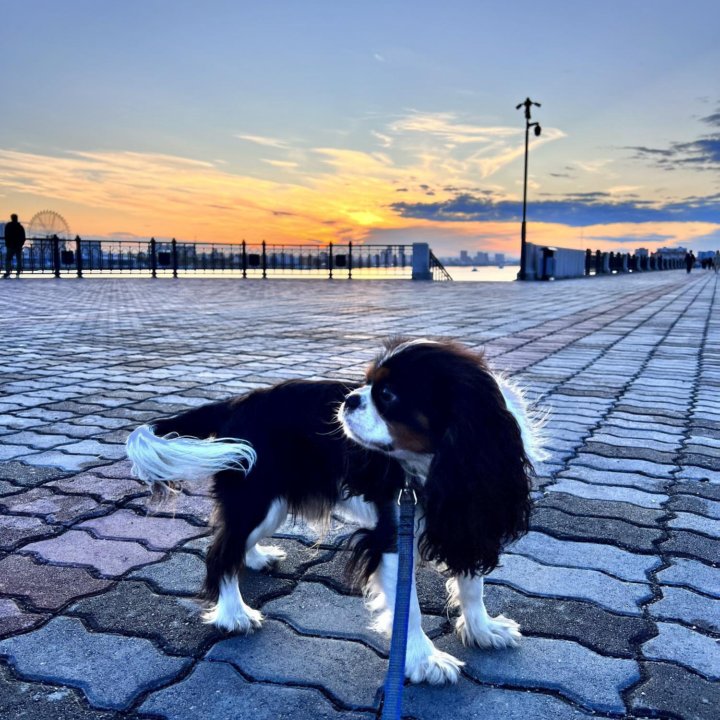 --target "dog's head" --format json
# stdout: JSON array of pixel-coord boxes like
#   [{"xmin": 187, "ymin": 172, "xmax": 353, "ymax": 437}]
[{"xmin": 340, "ymin": 337, "xmax": 534, "ymax": 575}]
